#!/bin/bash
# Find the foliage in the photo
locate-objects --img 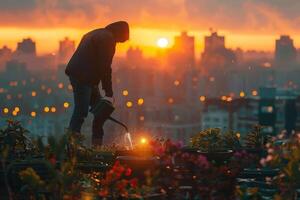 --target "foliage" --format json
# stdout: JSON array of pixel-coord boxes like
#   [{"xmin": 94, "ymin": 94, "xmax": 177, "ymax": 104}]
[
  {"xmin": 244, "ymin": 125, "xmax": 265, "ymax": 149},
  {"xmin": 191, "ymin": 128, "xmax": 241, "ymax": 152},
  {"xmin": 0, "ymin": 120, "xmax": 35, "ymax": 159}
]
